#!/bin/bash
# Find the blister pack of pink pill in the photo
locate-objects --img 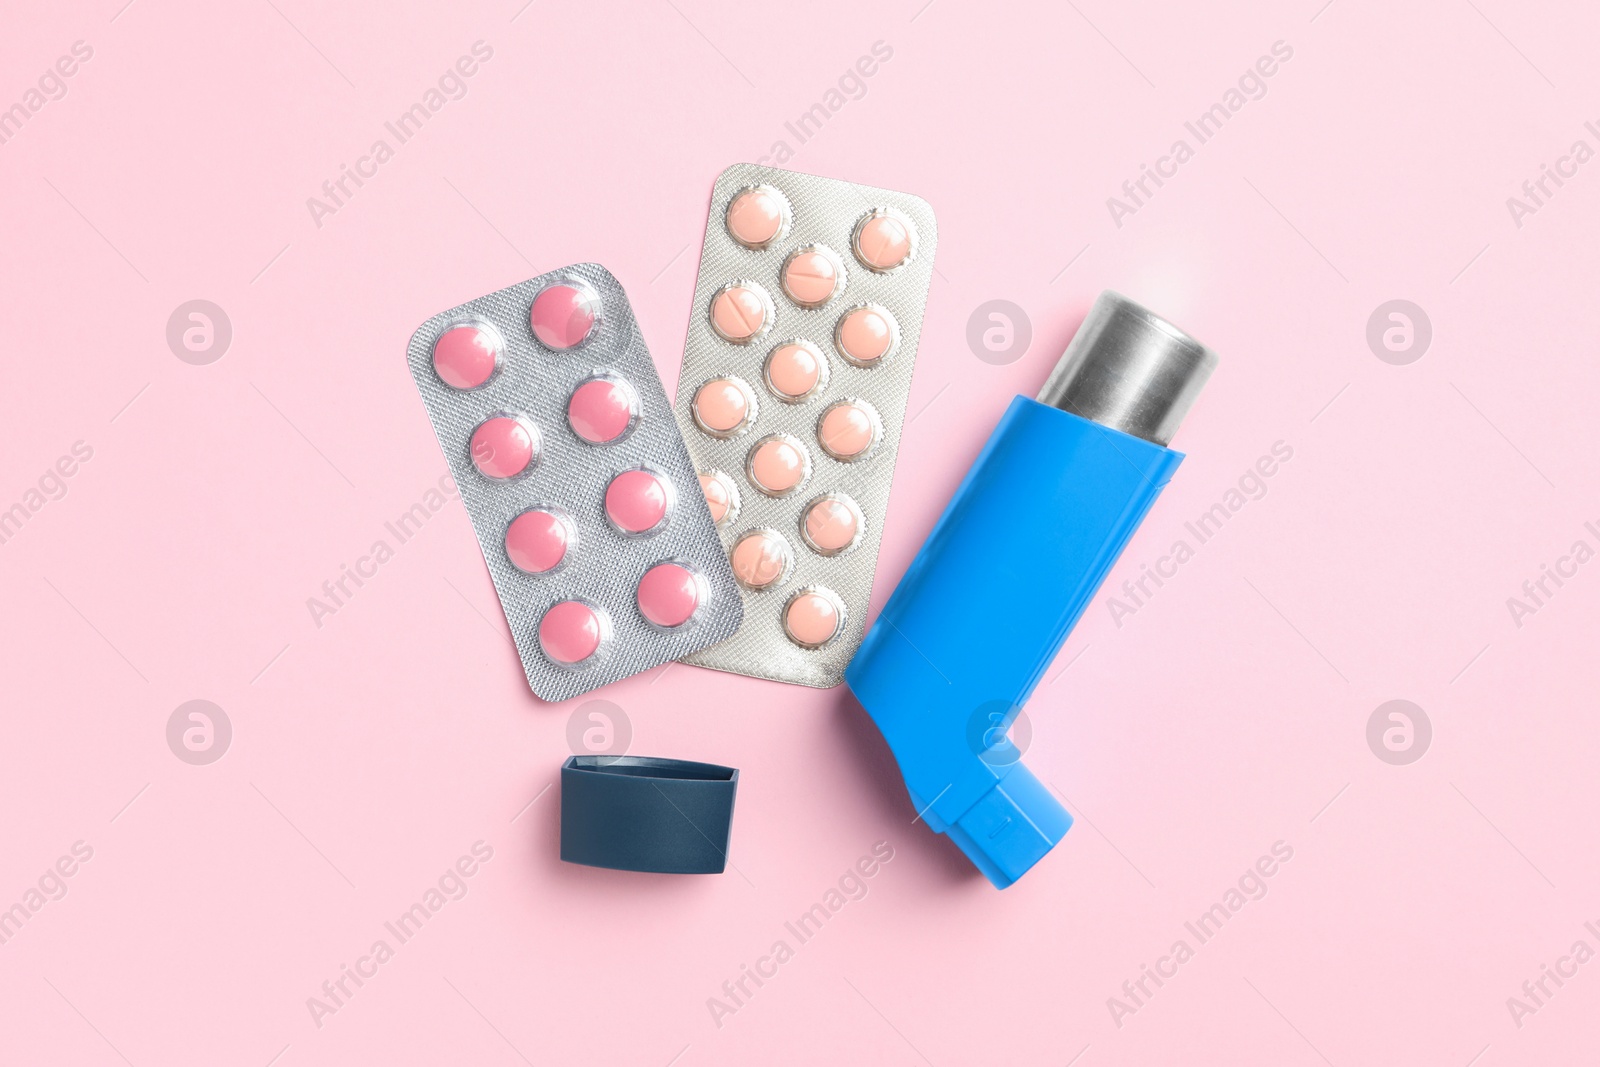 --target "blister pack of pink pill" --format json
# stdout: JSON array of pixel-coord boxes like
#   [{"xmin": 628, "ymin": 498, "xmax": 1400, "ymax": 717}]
[
  {"xmin": 407, "ymin": 264, "xmax": 743, "ymax": 702},
  {"xmin": 673, "ymin": 165, "xmax": 938, "ymax": 687}
]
